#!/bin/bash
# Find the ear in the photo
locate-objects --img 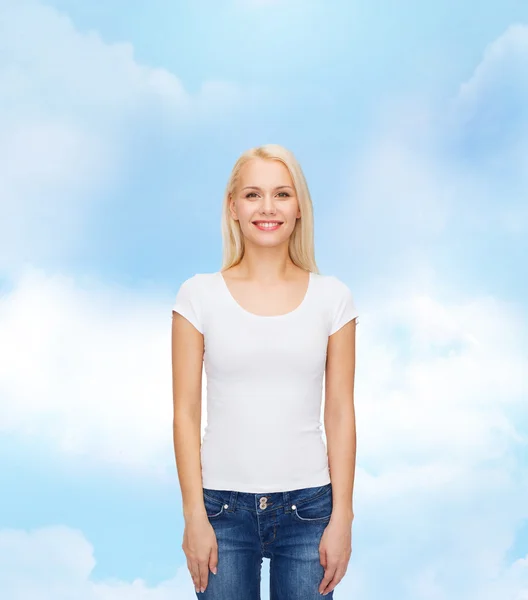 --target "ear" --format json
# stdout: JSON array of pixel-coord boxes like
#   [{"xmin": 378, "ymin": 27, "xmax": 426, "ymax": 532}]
[{"xmin": 229, "ymin": 194, "xmax": 238, "ymax": 220}]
